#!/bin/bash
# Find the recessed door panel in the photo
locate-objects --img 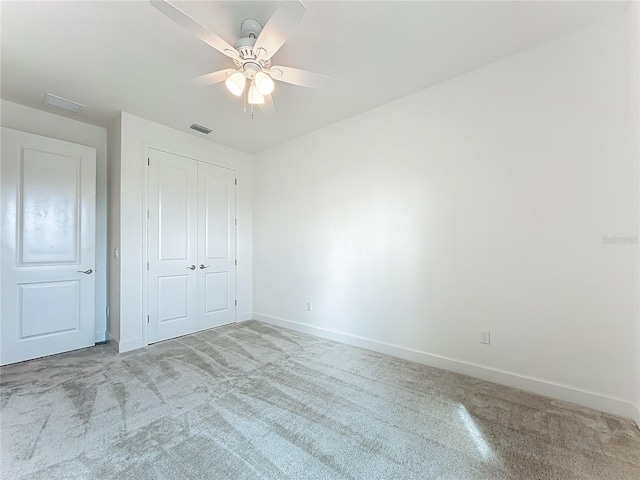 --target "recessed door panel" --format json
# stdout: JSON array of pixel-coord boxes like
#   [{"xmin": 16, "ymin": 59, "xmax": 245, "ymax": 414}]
[
  {"xmin": 205, "ymin": 272, "xmax": 229, "ymax": 313},
  {"xmin": 1, "ymin": 128, "xmax": 96, "ymax": 365},
  {"xmin": 158, "ymin": 275, "xmax": 189, "ymax": 323},
  {"xmin": 159, "ymin": 164, "xmax": 190, "ymax": 261},
  {"xmin": 19, "ymin": 281, "xmax": 79, "ymax": 338},
  {"xmin": 204, "ymin": 176, "xmax": 229, "ymax": 259},
  {"xmin": 20, "ymin": 149, "xmax": 79, "ymax": 265}
]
